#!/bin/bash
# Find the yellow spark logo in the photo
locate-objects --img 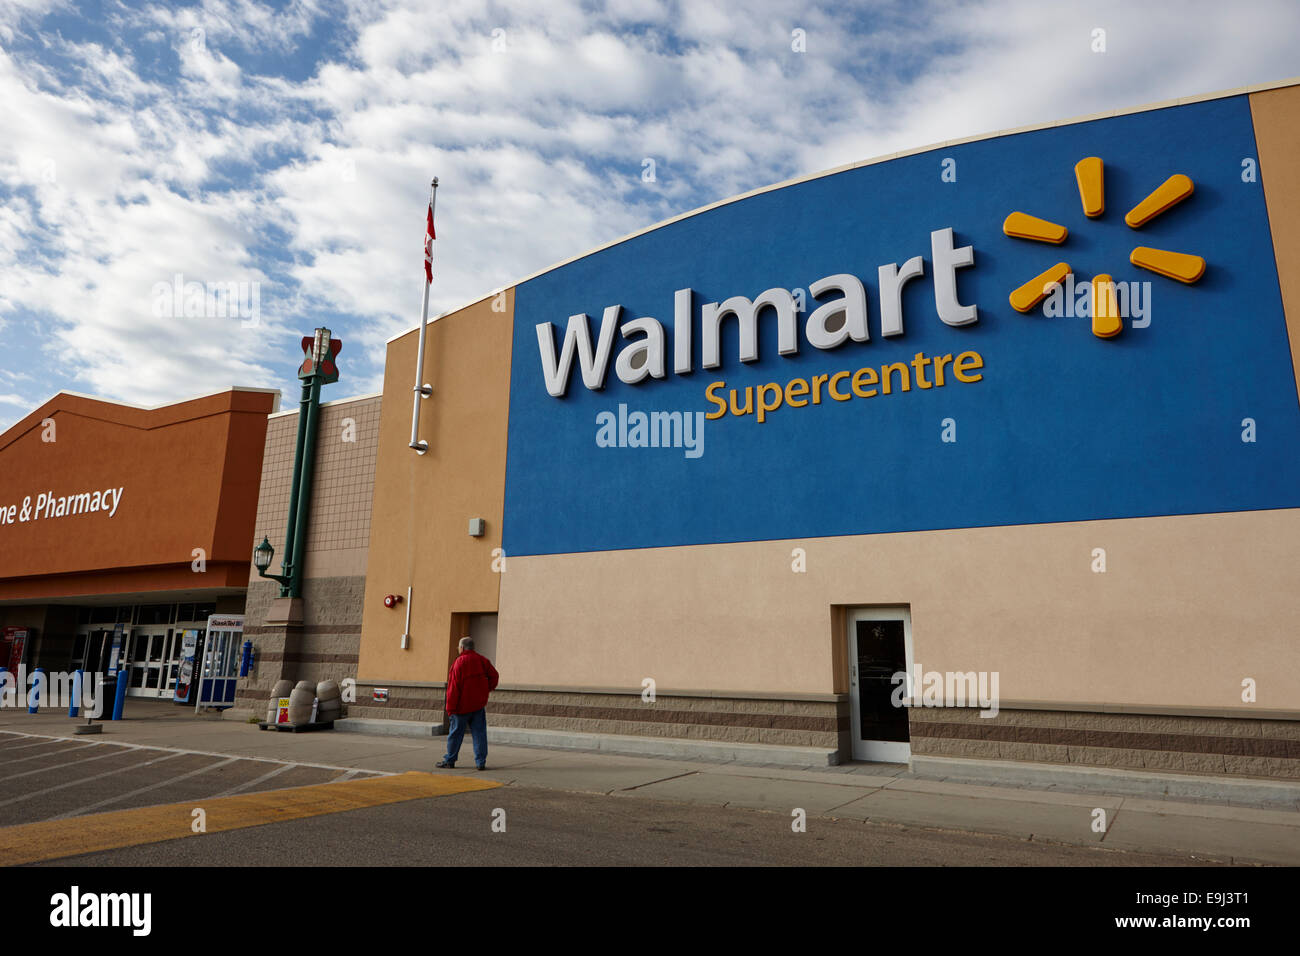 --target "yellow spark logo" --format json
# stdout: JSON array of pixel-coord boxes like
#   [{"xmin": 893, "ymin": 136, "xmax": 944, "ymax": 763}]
[{"xmin": 1003, "ymin": 157, "xmax": 1207, "ymax": 338}]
